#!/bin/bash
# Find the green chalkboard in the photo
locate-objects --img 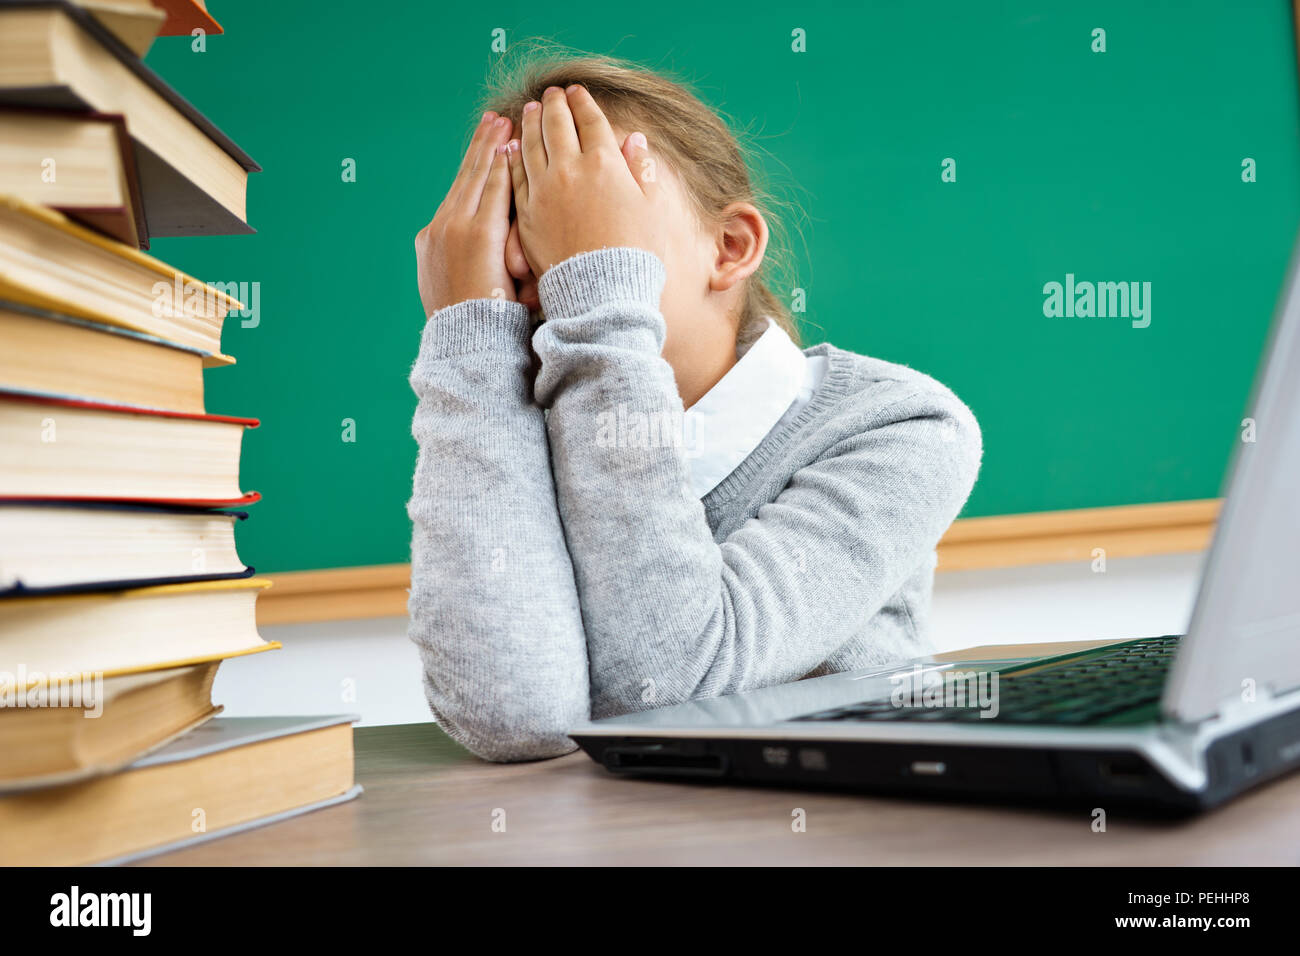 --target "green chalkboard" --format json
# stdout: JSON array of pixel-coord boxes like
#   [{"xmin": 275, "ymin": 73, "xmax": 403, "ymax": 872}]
[{"xmin": 144, "ymin": 0, "xmax": 1300, "ymax": 573}]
